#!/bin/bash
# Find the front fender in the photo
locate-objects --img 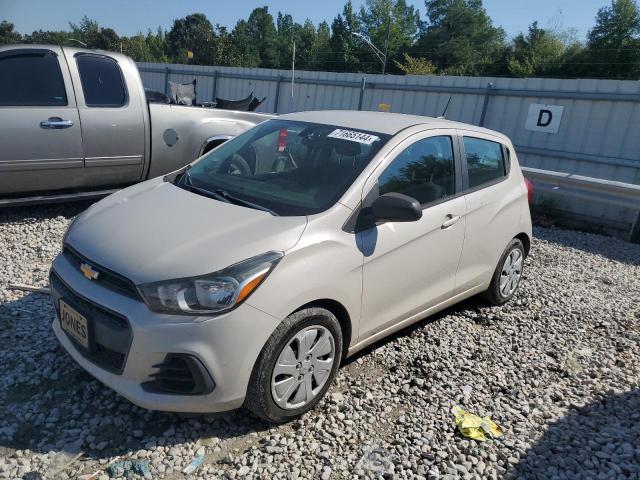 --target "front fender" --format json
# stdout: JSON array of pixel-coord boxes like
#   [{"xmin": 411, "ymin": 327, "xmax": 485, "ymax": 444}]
[{"xmin": 246, "ymin": 237, "xmax": 364, "ymax": 350}]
